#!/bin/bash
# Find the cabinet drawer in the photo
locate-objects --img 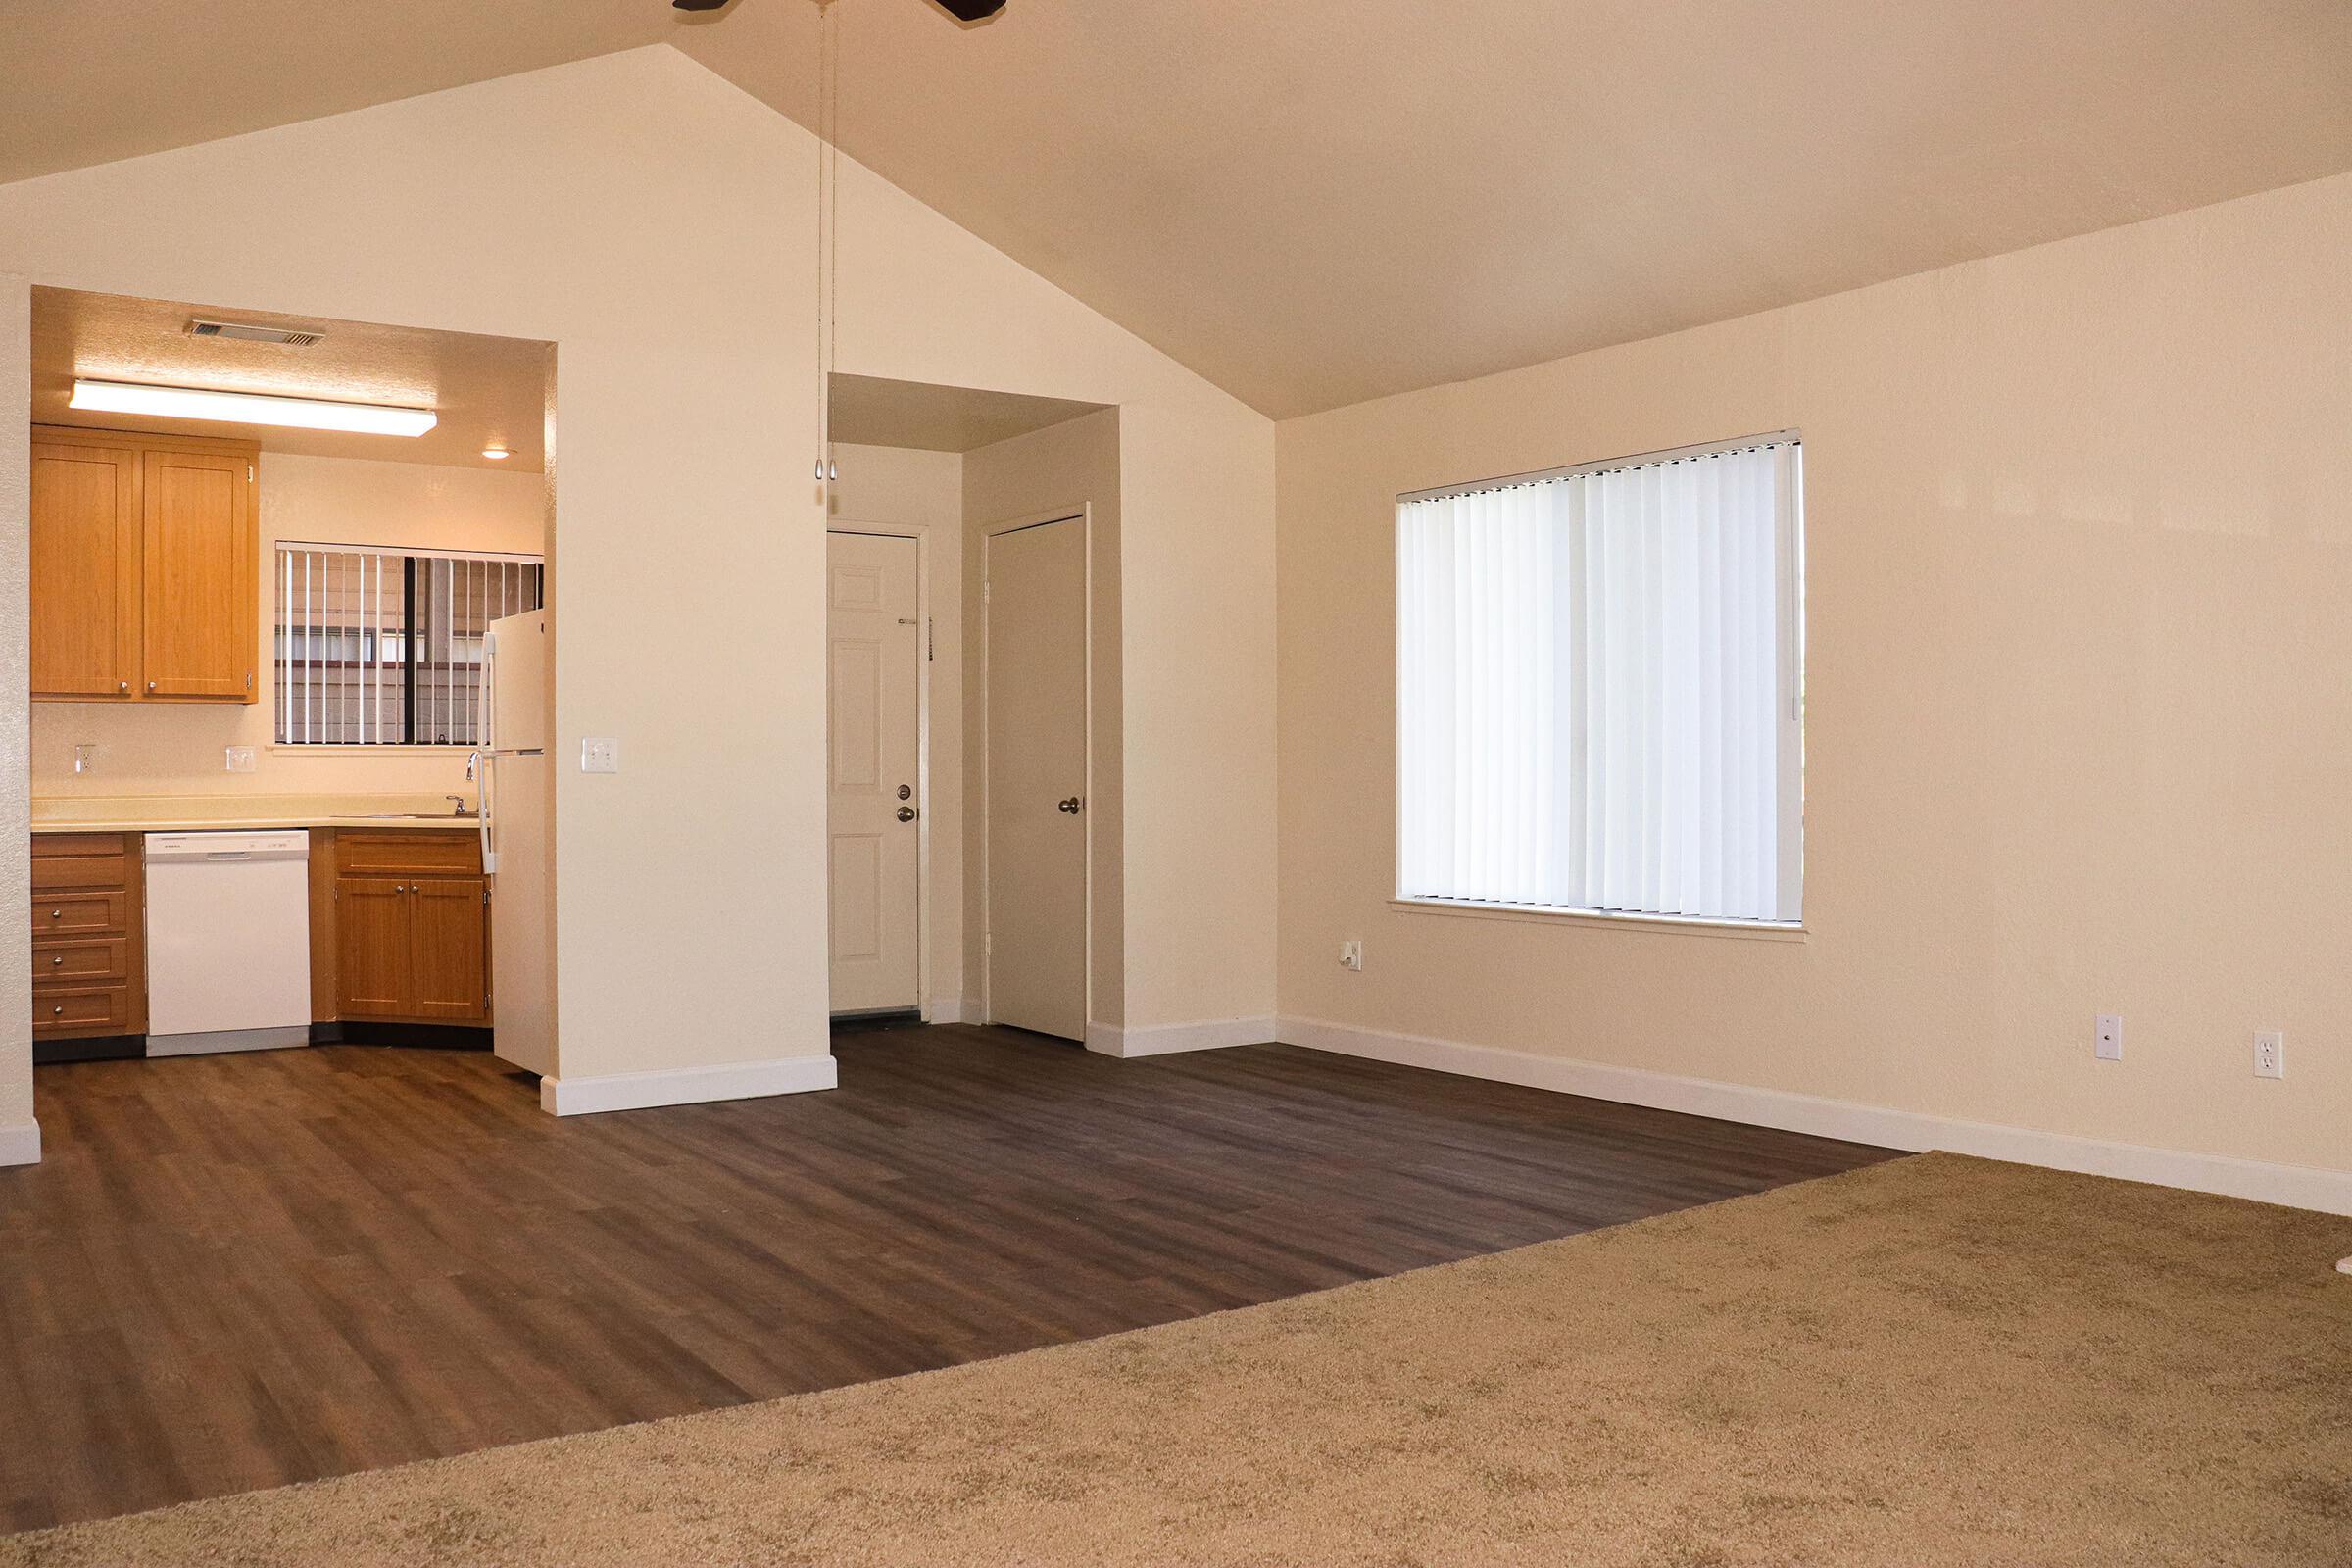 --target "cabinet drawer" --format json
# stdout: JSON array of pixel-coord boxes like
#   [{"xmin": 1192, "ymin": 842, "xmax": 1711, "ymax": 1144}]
[
  {"xmin": 33, "ymin": 936, "xmax": 129, "ymax": 984},
  {"xmin": 333, "ymin": 832, "xmax": 482, "ymax": 876},
  {"xmin": 31, "ymin": 853, "xmax": 129, "ymax": 892},
  {"xmin": 34, "ymin": 984, "xmax": 133, "ymax": 1036},
  {"xmin": 36, "ymin": 891, "xmax": 130, "ymax": 936},
  {"xmin": 33, "ymin": 832, "xmax": 133, "ymax": 859}
]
